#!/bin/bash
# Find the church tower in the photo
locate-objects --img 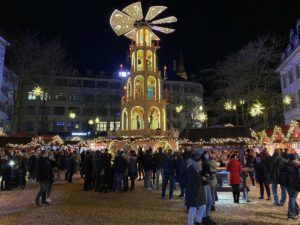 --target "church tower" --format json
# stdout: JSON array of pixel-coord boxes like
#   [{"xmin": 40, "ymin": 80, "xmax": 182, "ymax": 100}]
[{"xmin": 120, "ymin": 26, "xmax": 167, "ymax": 137}]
